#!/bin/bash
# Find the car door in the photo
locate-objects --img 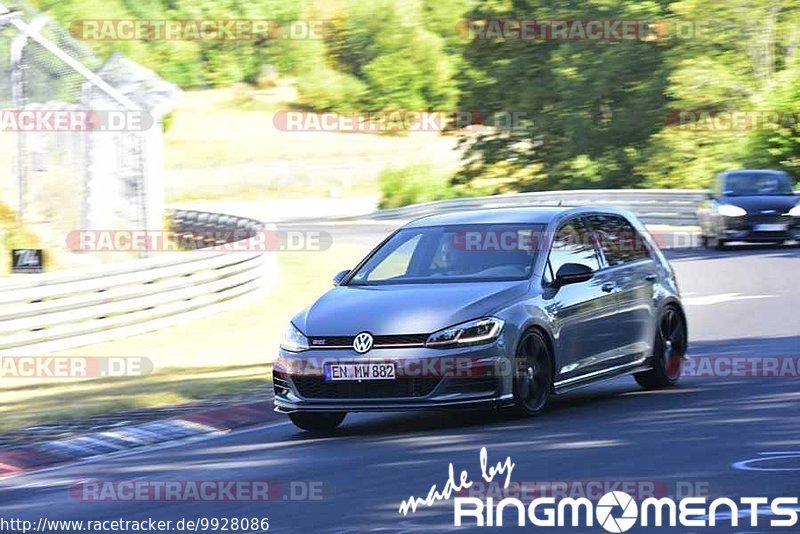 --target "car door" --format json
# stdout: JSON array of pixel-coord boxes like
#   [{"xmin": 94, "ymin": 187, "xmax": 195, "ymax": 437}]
[
  {"xmin": 542, "ymin": 216, "xmax": 620, "ymax": 384},
  {"xmin": 586, "ymin": 214, "xmax": 657, "ymax": 366}
]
